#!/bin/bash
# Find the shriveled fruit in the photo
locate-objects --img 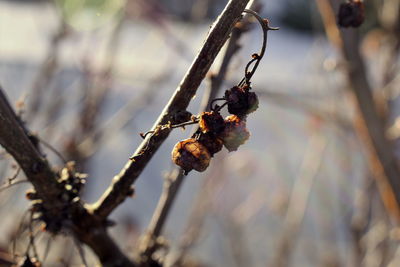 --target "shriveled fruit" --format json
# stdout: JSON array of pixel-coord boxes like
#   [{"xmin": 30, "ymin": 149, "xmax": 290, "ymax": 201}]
[
  {"xmin": 224, "ymin": 86, "xmax": 259, "ymax": 116},
  {"xmin": 199, "ymin": 111, "xmax": 225, "ymax": 134},
  {"xmin": 221, "ymin": 115, "xmax": 250, "ymax": 152},
  {"xmin": 195, "ymin": 131, "xmax": 223, "ymax": 156},
  {"xmin": 172, "ymin": 138, "xmax": 211, "ymax": 173}
]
